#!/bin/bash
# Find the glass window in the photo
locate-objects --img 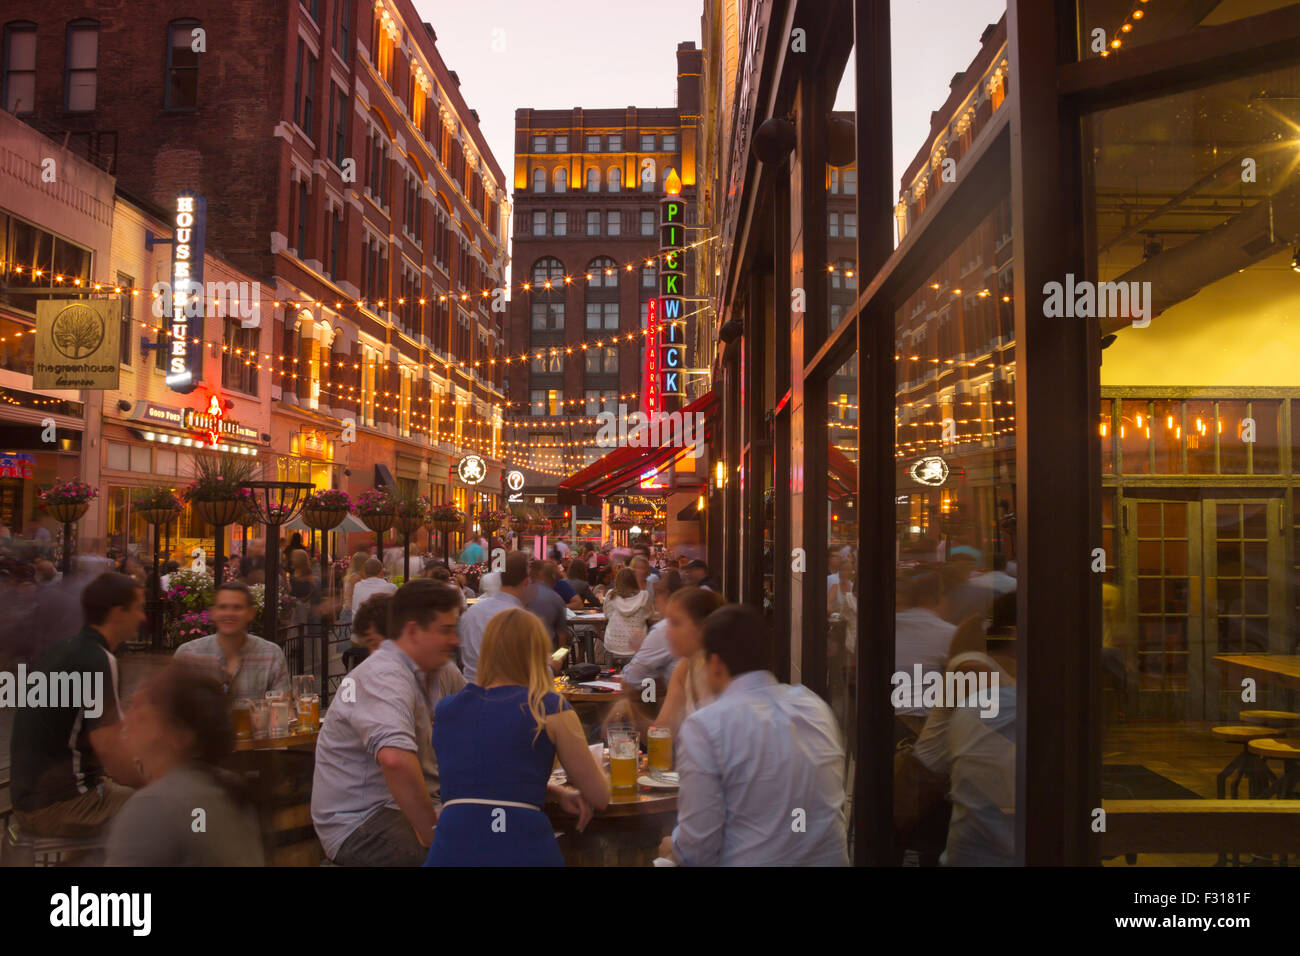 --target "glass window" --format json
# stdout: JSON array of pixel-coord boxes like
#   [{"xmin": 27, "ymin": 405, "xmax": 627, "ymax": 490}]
[
  {"xmin": 606, "ymin": 210, "xmax": 620, "ymax": 236},
  {"xmin": 532, "ymin": 168, "xmax": 546, "ymax": 193},
  {"xmin": 829, "ymin": 213, "xmax": 839, "ymax": 238},
  {"xmin": 3, "ymin": 22, "xmax": 36, "ymax": 114},
  {"xmin": 553, "ymin": 211, "xmax": 566, "ymax": 236},
  {"xmin": 843, "ymin": 213, "xmax": 857, "ymax": 238},
  {"xmin": 640, "ymin": 164, "xmax": 655, "ymax": 192},
  {"xmin": 584, "ymin": 346, "xmax": 618, "ymax": 374},
  {"xmin": 155, "ymin": 448, "xmax": 178, "ymax": 476},
  {"xmin": 116, "ymin": 272, "xmax": 134, "ymax": 366},
  {"xmin": 662, "ymin": 133, "xmax": 677, "ymax": 152},
  {"xmin": 223, "ymin": 318, "xmax": 259, "ymax": 395},
  {"xmin": 608, "ymin": 168, "xmax": 621, "ymax": 192},
  {"xmin": 641, "ymin": 210, "xmax": 654, "ymax": 236},
  {"xmin": 130, "ymin": 444, "xmax": 151, "ymax": 473},
  {"xmin": 531, "ymin": 301, "xmax": 564, "ymax": 331},
  {"xmin": 586, "ymin": 135, "xmax": 601, "ymax": 152},
  {"xmin": 588, "ymin": 257, "xmax": 617, "ymax": 288},
  {"xmin": 531, "ymin": 257, "xmax": 564, "ymax": 286},
  {"xmin": 533, "ymin": 135, "xmax": 548, "ymax": 152},
  {"xmin": 586, "ymin": 210, "xmax": 600, "ymax": 236},
  {"xmin": 554, "ymin": 135, "xmax": 568, "ymax": 152},
  {"xmin": 106, "ymin": 441, "xmax": 129, "ymax": 471},
  {"xmin": 165, "ymin": 19, "xmax": 201, "ymax": 110},
  {"xmin": 586, "ymin": 168, "xmax": 601, "ymax": 192},
  {"xmin": 642, "ymin": 263, "xmax": 656, "ymax": 288},
  {"xmin": 65, "ymin": 20, "xmax": 98, "ymax": 111},
  {"xmin": 554, "ymin": 168, "xmax": 567, "ymax": 192},
  {"xmin": 532, "ymin": 211, "xmax": 546, "ymax": 236},
  {"xmin": 640, "ymin": 134, "xmax": 655, "ymax": 151},
  {"xmin": 608, "ymin": 134, "xmax": 622, "ymax": 151}
]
